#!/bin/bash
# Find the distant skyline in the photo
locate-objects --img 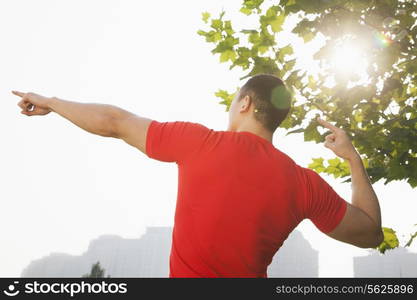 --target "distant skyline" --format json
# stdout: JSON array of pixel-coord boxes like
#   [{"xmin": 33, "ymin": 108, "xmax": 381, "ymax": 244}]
[
  {"xmin": 1, "ymin": 0, "xmax": 416, "ymax": 278},
  {"xmin": 21, "ymin": 226, "xmax": 417, "ymax": 278},
  {"xmin": 20, "ymin": 227, "xmax": 319, "ymax": 278}
]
